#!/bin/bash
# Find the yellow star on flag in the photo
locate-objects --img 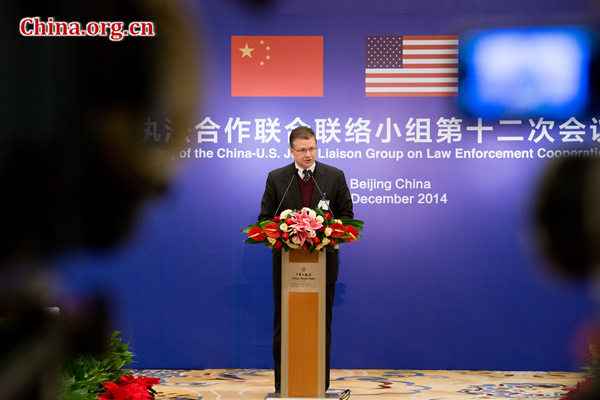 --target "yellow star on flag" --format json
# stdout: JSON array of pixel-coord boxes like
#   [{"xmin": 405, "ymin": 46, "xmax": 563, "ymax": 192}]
[{"xmin": 239, "ymin": 43, "xmax": 254, "ymax": 58}]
